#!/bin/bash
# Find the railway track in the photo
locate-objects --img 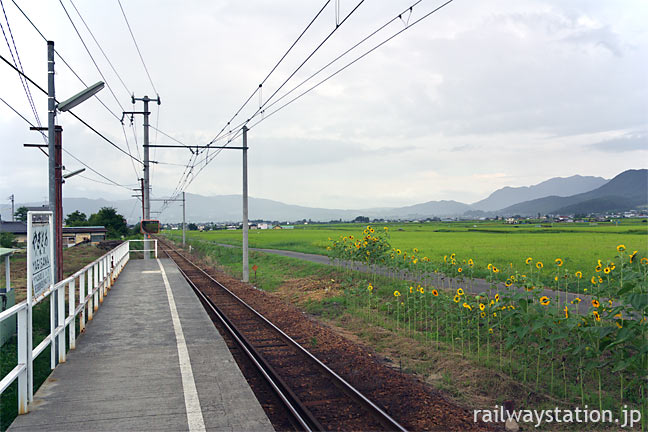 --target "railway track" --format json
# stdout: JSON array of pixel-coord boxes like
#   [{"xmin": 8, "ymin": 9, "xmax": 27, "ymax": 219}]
[{"xmin": 160, "ymin": 240, "xmax": 408, "ymax": 432}]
